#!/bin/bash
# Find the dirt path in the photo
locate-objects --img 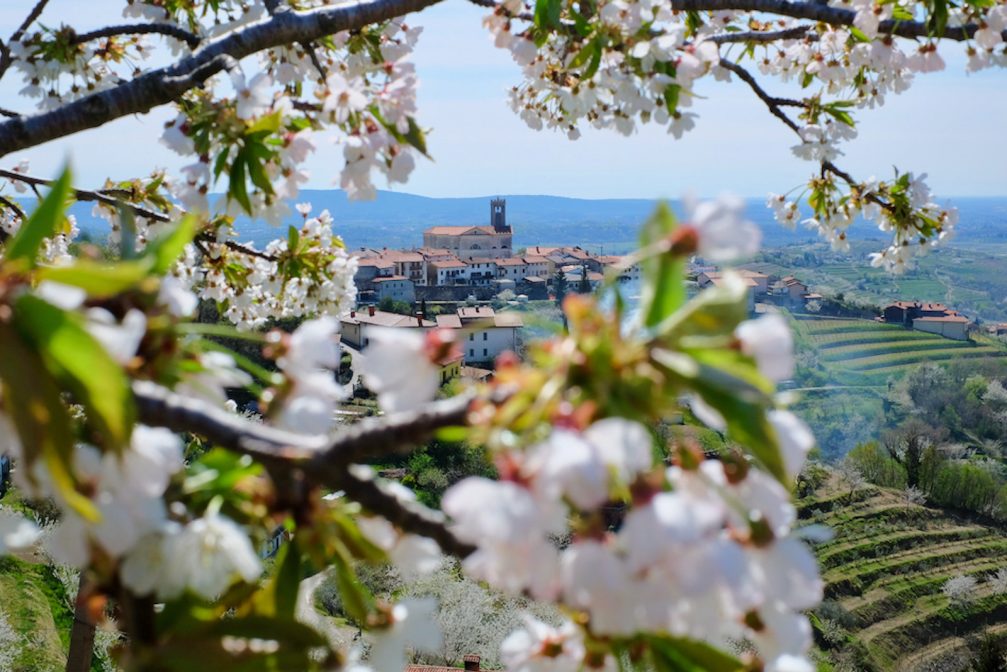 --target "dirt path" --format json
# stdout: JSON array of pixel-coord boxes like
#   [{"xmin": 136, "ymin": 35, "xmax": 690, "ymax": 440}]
[{"xmin": 295, "ymin": 569, "xmax": 357, "ymax": 650}]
